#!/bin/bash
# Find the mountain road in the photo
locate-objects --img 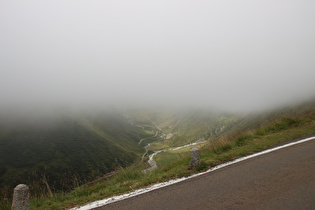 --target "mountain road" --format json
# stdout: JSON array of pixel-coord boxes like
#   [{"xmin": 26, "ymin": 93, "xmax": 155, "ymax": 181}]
[{"xmin": 94, "ymin": 137, "xmax": 315, "ymax": 209}]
